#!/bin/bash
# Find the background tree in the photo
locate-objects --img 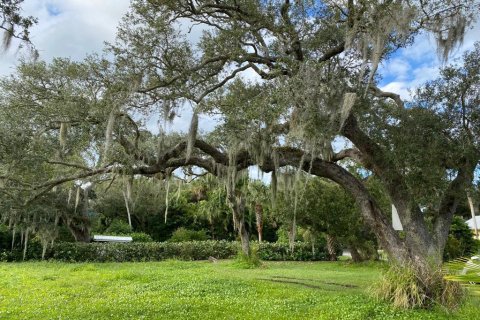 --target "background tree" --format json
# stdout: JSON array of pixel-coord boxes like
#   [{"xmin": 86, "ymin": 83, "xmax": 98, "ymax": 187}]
[
  {"xmin": 275, "ymin": 176, "xmax": 377, "ymax": 261},
  {"xmin": 443, "ymin": 216, "xmax": 479, "ymax": 261},
  {"xmin": 247, "ymin": 180, "xmax": 271, "ymax": 242},
  {"xmin": 175, "ymin": 174, "xmax": 234, "ymax": 240}
]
